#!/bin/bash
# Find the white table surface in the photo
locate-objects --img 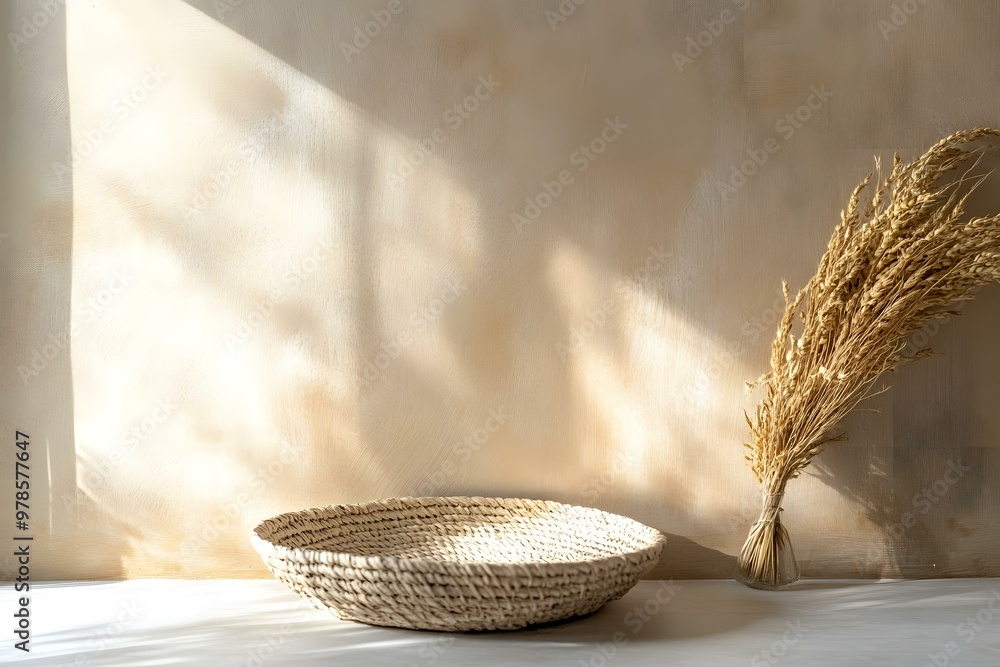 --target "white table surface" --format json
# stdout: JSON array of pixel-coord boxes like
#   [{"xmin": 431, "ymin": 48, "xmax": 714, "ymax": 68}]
[{"xmin": 3, "ymin": 578, "xmax": 1000, "ymax": 666}]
